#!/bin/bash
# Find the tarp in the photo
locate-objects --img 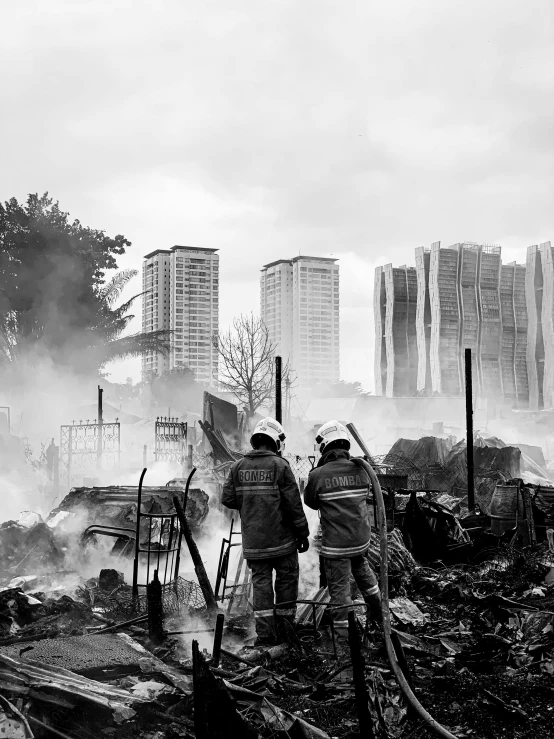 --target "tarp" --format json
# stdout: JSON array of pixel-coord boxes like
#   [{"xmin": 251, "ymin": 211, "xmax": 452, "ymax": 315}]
[
  {"xmin": 386, "ymin": 436, "xmax": 453, "ymax": 468},
  {"xmin": 203, "ymin": 392, "xmax": 238, "ymax": 439}
]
